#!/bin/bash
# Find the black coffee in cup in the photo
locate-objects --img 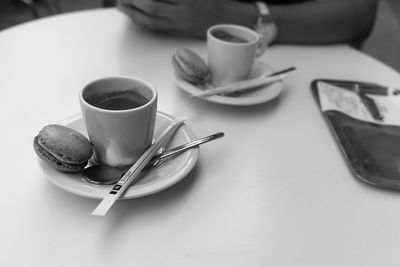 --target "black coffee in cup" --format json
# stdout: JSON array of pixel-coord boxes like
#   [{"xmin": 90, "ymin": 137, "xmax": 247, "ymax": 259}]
[
  {"xmin": 87, "ymin": 90, "xmax": 149, "ymax": 110},
  {"xmin": 211, "ymin": 29, "xmax": 249, "ymax": 43}
]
